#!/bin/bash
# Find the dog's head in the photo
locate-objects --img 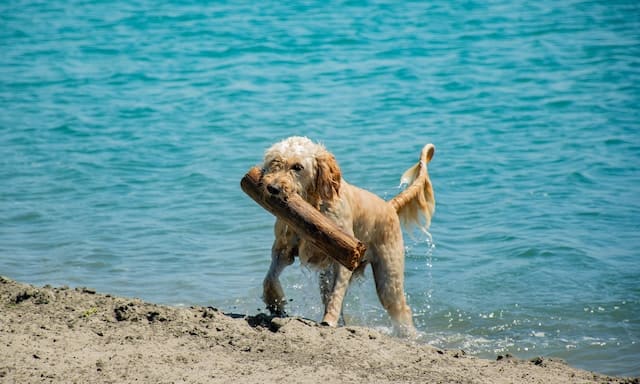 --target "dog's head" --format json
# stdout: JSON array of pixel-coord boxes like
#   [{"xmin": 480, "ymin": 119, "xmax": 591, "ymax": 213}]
[{"xmin": 262, "ymin": 136, "xmax": 341, "ymax": 204}]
